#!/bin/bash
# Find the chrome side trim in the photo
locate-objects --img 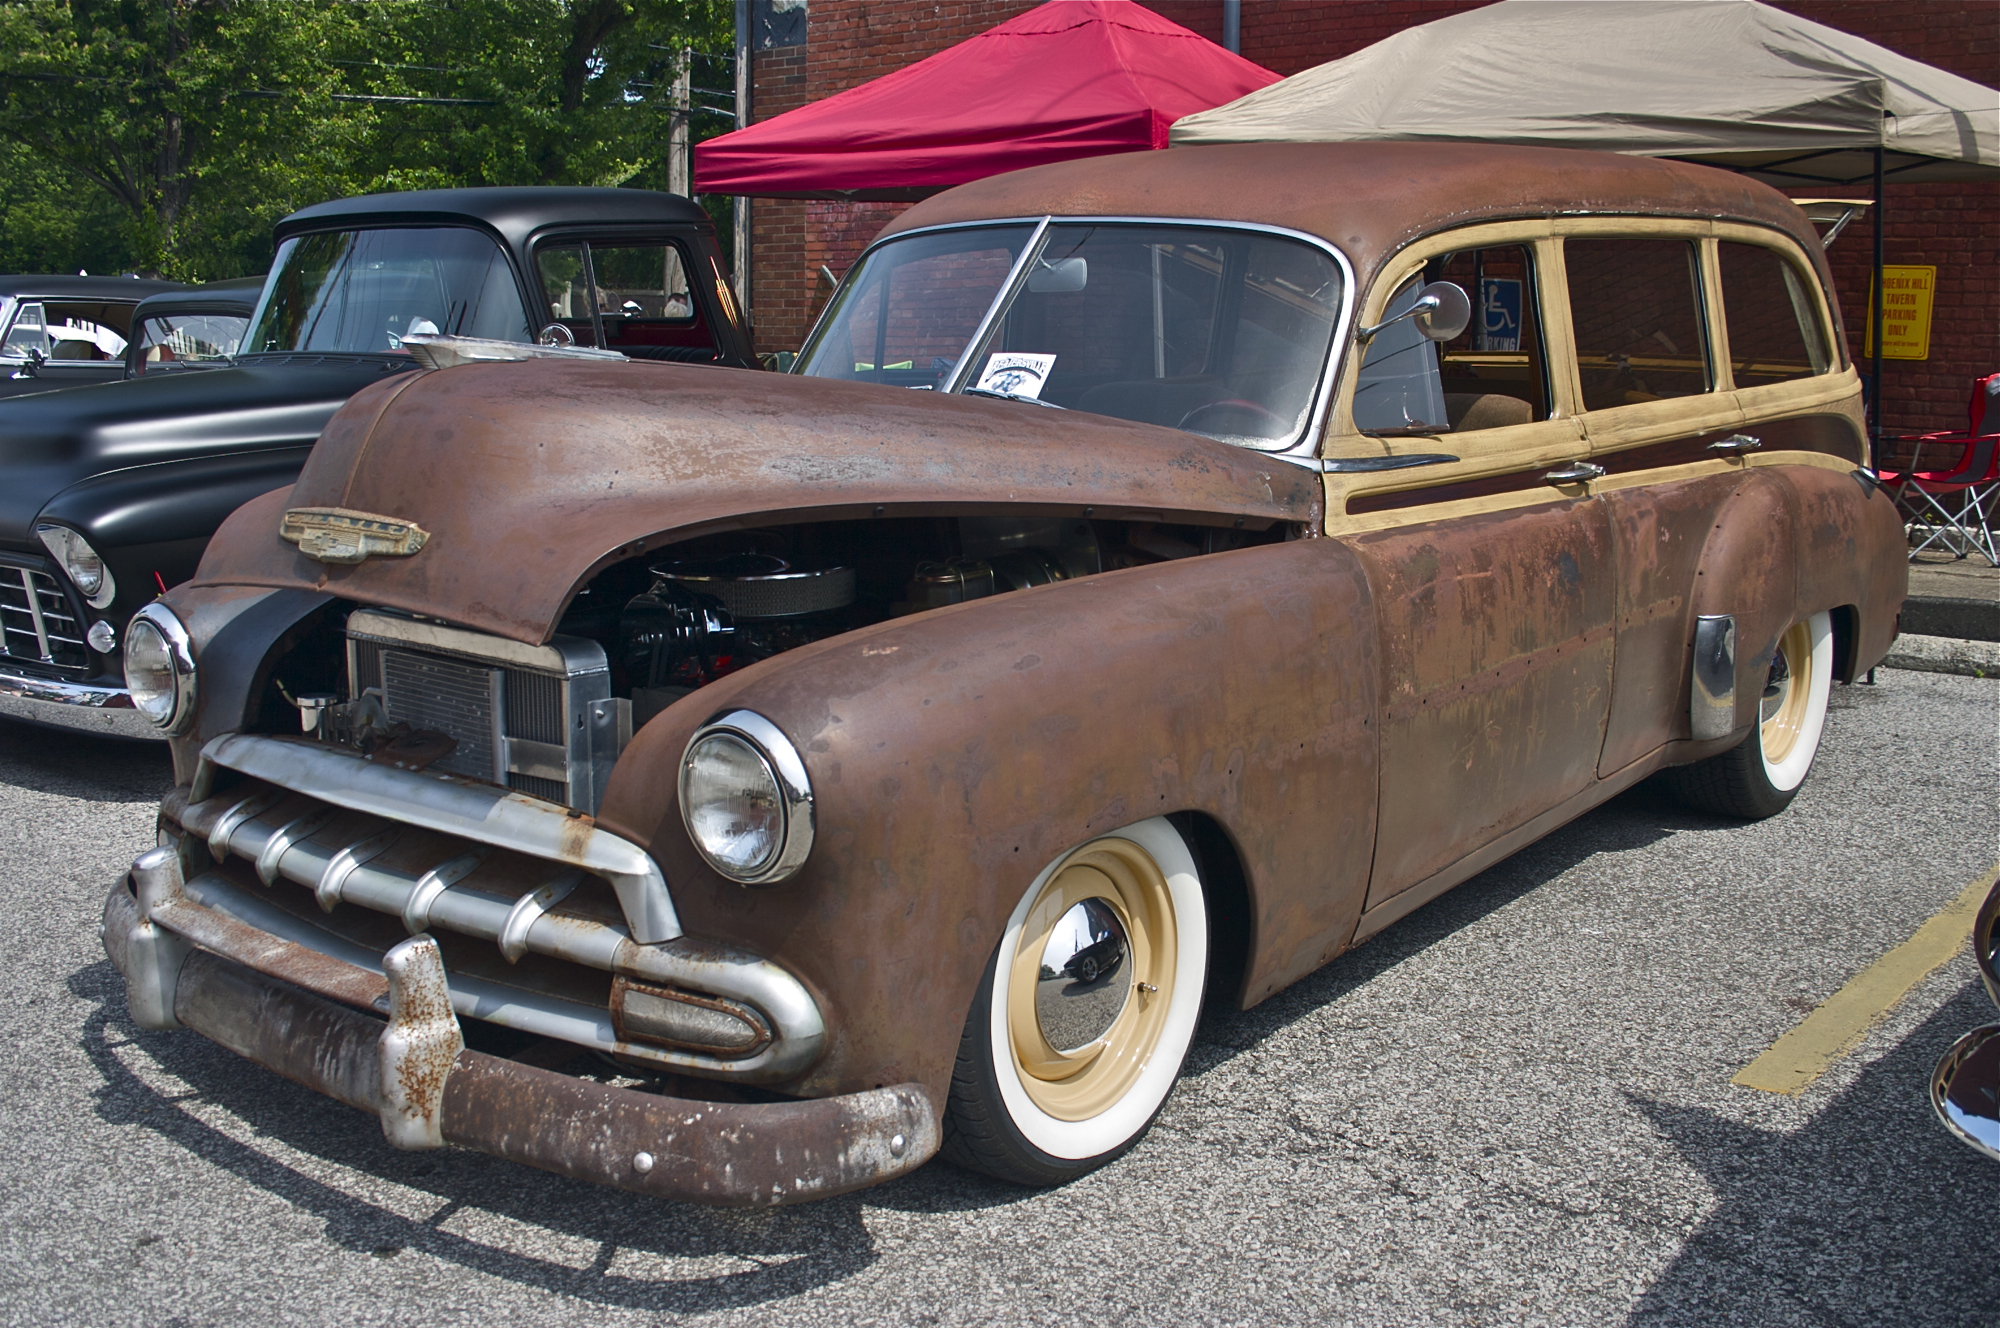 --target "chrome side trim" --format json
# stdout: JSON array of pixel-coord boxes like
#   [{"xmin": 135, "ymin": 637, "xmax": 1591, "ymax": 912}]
[
  {"xmin": 193, "ymin": 732, "xmax": 682, "ymax": 943},
  {"xmin": 0, "ymin": 669, "xmax": 159, "ymax": 739},
  {"xmin": 1691, "ymin": 613, "xmax": 1738, "ymax": 740}
]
